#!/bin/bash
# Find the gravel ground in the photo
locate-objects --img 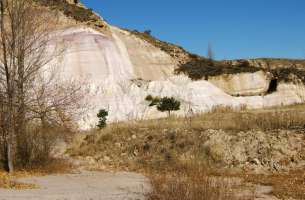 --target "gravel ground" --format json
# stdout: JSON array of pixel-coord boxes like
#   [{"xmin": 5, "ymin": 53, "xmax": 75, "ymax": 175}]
[
  {"xmin": 0, "ymin": 171, "xmax": 150, "ymax": 200},
  {"xmin": 0, "ymin": 170, "xmax": 281, "ymax": 200}
]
